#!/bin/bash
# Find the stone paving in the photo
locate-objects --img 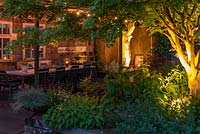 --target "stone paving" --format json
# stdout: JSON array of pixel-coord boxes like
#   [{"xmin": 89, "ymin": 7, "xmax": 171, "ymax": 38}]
[{"xmin": 0, "ymin": 100, "xmax": 33, "ymax": 134}]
